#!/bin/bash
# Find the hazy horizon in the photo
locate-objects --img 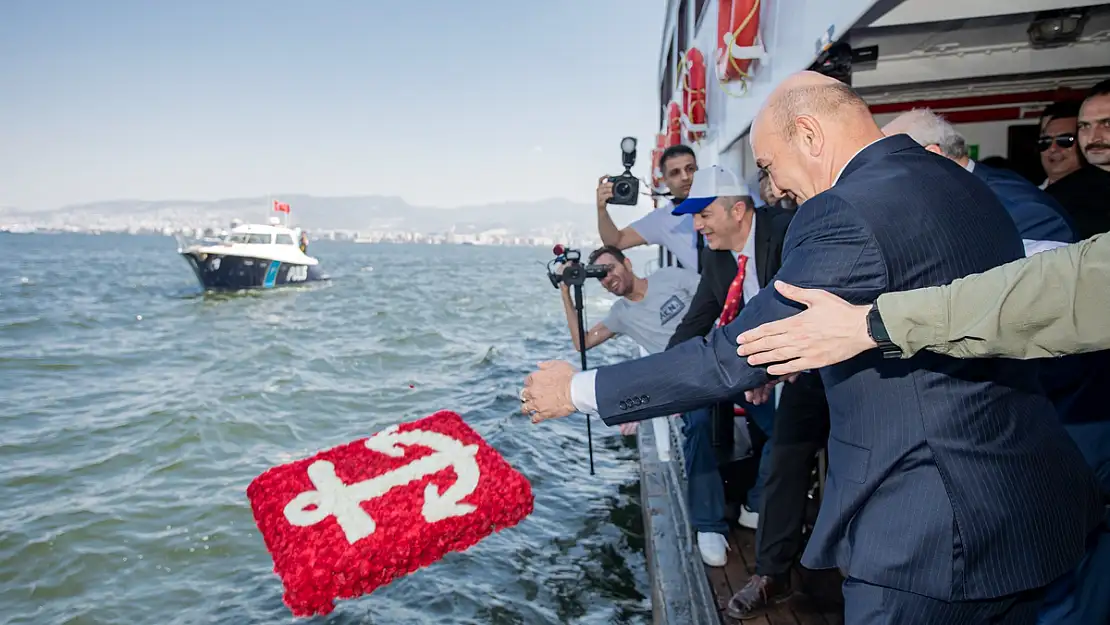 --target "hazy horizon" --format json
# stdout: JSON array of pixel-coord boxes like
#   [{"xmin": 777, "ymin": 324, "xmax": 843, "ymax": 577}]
[
  {"xmin": 3, "ymin": 191, "xmax": 599, "ymax": 214},
  {"xmin": 1, "ymin": 1, "xmax": 665, "ymax": 212}
]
